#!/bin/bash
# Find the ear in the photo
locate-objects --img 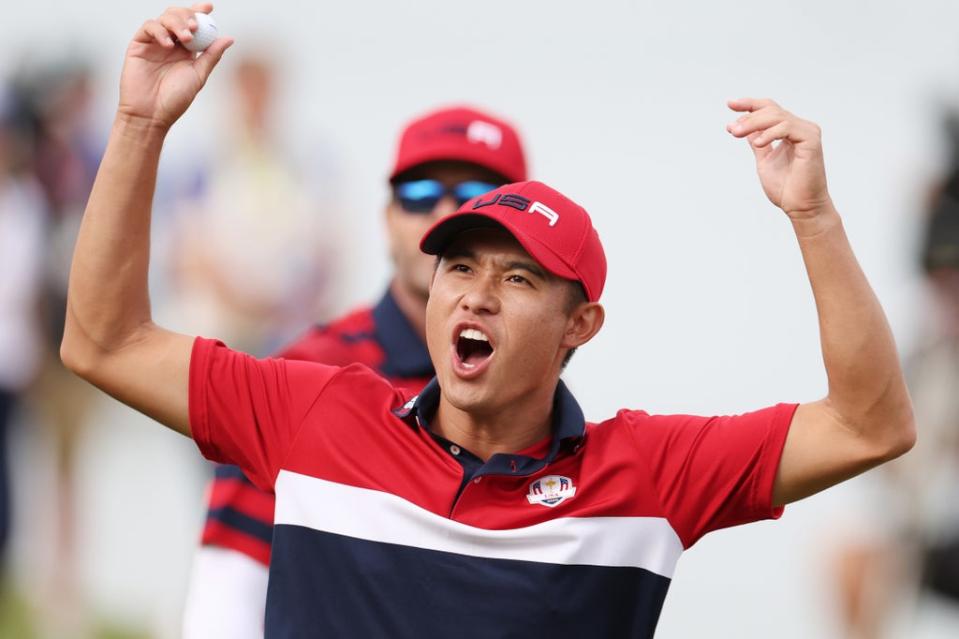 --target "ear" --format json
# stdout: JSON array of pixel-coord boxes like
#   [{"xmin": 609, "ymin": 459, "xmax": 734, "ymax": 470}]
[{"xmin": 561, "ymin": 302, "xmax": 605, "ymax": 350}]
